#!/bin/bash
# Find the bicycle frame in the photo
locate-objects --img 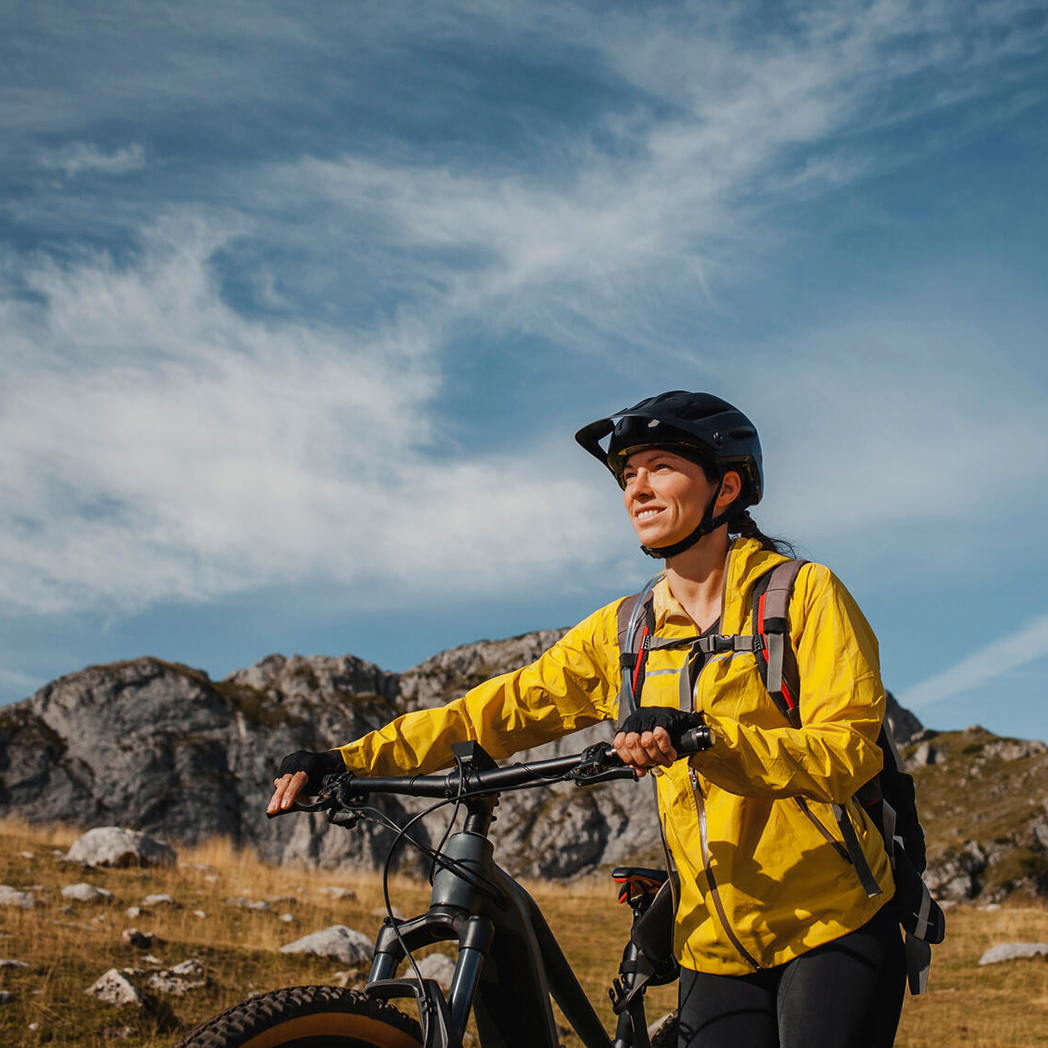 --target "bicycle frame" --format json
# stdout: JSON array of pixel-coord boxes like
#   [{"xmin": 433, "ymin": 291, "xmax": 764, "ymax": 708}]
[
  {"xmin": 277, "ymin": 734, "xmax": 711, "ymax": 1048},
  {"xmin": 359, "ymin": 742, "xmax": 660, "ymax": 1048}
]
